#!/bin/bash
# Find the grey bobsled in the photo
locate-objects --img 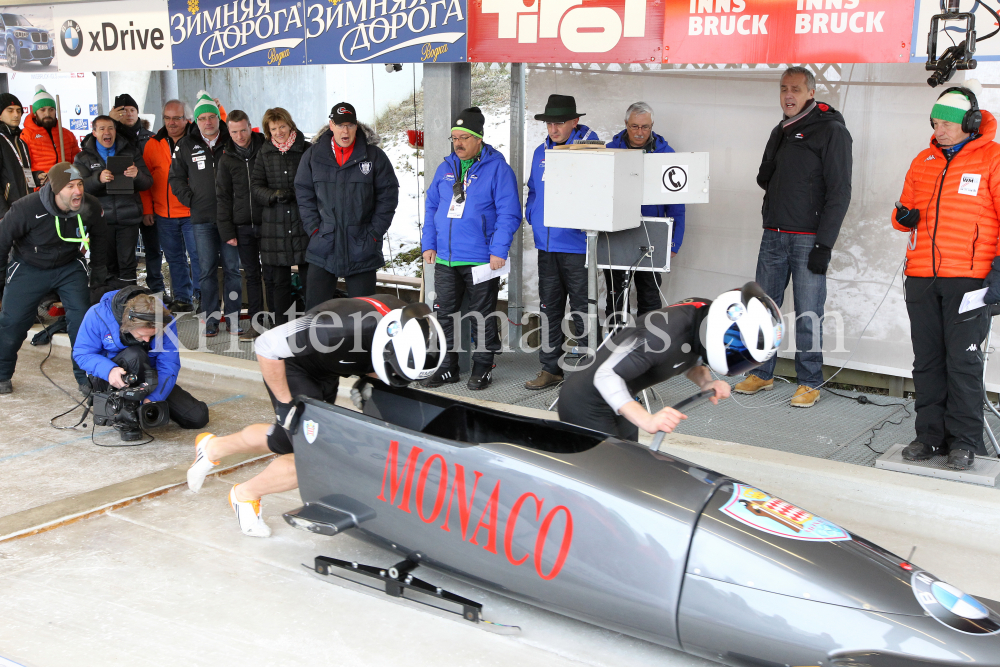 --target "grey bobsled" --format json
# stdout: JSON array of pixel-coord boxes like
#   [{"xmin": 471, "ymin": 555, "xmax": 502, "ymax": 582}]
[{"xmin": 286, "ymin": 384, "xmax": 1000, "ymax": 667}]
